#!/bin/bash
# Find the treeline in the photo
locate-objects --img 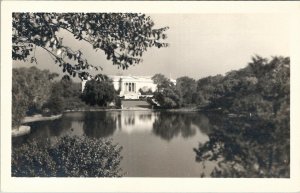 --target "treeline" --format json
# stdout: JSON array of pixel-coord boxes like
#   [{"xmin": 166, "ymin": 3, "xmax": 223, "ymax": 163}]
[
  {"xmin": 192, "ymin": 55, "xmax": 290, "ymax": 177},
  {"xmin": 13, "ymin": 55, "xmax": 289, "ymax": 127},
  {"xmin": 12, "ymin": 67, "xmax": 119, "ymax": 128},
  {"xmin": 12, "ymin": 67, "xmax": 88, "ymax": 127},
  {"xmin": 153, "ymin": 55, "xmax": 290, "ymax": 120}
]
